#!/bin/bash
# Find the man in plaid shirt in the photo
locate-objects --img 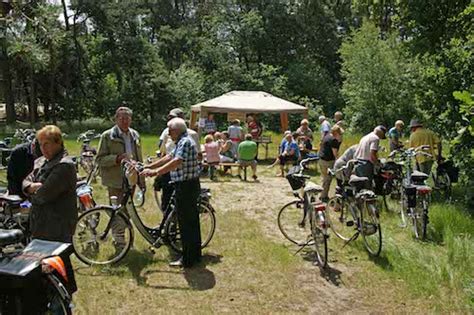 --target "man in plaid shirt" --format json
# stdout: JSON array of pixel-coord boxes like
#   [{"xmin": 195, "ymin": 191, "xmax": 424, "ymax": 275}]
[{"xmin": 141, "ymin": 117, "xmax": 201, "ymax": 268}]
